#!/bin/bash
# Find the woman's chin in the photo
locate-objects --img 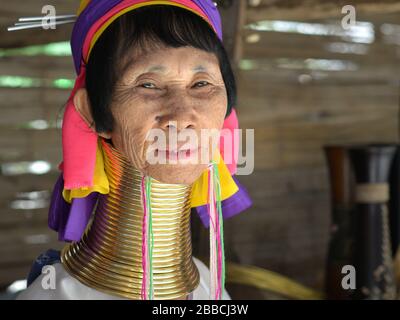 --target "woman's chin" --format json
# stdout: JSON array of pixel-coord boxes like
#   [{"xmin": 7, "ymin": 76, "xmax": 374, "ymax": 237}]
[{"xmin": 145, "ymin": 163, "xmax": 208, "ymax": 185}]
